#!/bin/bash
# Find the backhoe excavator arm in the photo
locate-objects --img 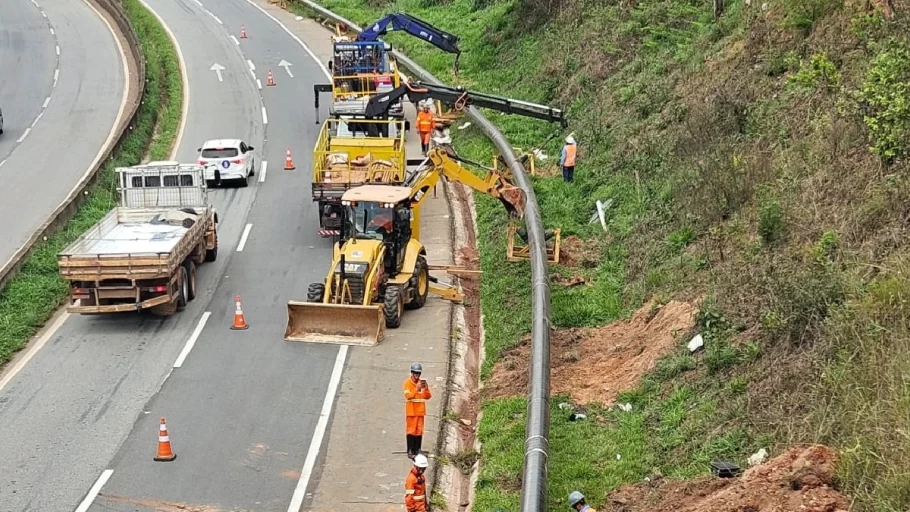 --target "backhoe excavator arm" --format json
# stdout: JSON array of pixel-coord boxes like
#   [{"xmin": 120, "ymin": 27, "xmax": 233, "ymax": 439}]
[
  {"xmin": 357, "ymin": 13, "xmax": 461, "ymax": 56},
  {"xmin": 365, "ymin": 81, "xmax": 568, "ymax": 128},
  {"xmin": 405, "ymin": 147, "xmax": 526, "ymax": 219}
]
